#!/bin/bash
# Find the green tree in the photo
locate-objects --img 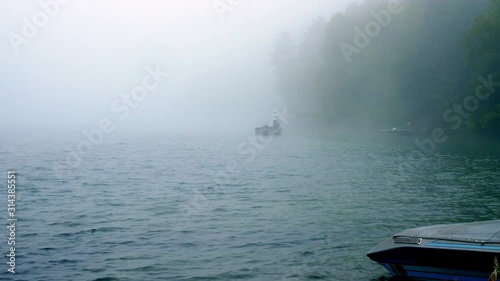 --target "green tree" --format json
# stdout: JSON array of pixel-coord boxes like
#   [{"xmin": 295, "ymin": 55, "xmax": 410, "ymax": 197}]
[{"xmin": 465, "ymin": 0, "xmax": 500, "ymax": 135}]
